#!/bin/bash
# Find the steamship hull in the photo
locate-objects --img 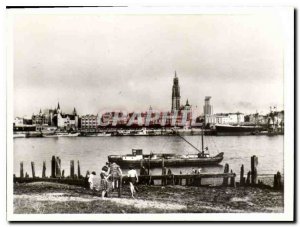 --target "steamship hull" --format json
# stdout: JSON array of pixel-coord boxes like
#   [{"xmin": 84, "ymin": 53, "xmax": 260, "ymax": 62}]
[
  {"xmin": 215, "ymin": 124, "xmax": 264, "ymax": 135},
  {"xmin": 108, "ymin": 152, "xmax": 224, "ymax": 168}
]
